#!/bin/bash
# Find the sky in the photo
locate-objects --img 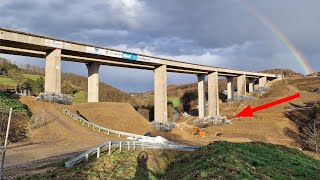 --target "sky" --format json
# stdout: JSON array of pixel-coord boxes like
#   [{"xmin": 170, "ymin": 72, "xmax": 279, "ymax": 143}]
[{"xmin": 1, "ymin": 0, "xmax": 319, "ymax": 92}]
